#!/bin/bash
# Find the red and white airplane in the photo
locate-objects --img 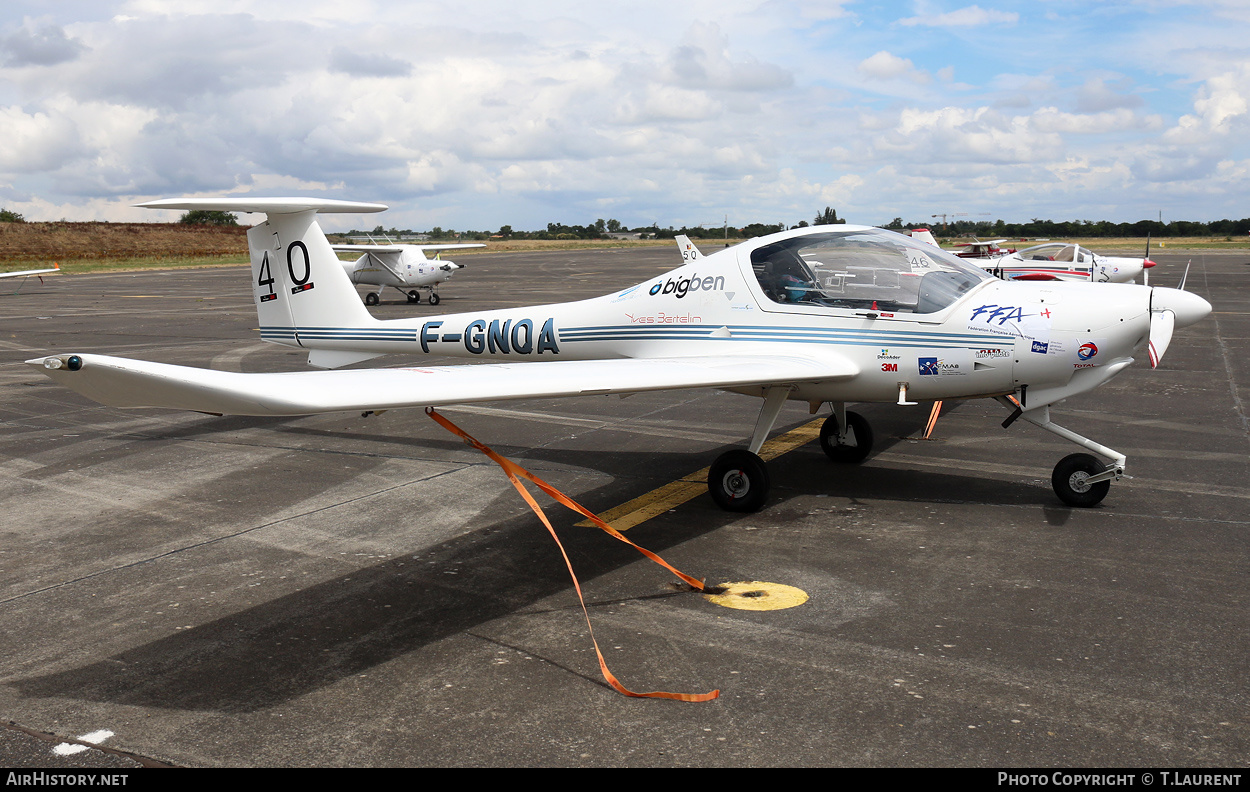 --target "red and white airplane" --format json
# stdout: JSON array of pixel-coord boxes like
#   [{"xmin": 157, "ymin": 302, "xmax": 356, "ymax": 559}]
[
  {"xmin": 30, "ymin": 198, "xmax": 1210, "ymax": 509},
  {"xmin": 954, "ymin": 238, "xmax": 1015, "ymax": 259}
]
